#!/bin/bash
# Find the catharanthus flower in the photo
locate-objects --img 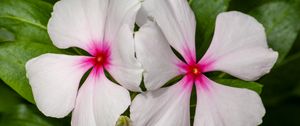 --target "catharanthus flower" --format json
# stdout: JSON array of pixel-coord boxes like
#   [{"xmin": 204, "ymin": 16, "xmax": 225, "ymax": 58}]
[
  {"xmin": 131, "ymin": 0, "xmax": 278, "ymax": 125},
  {"xmin": 25, "ymin": 0, "xmax": 142, "ymax": 125}
]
